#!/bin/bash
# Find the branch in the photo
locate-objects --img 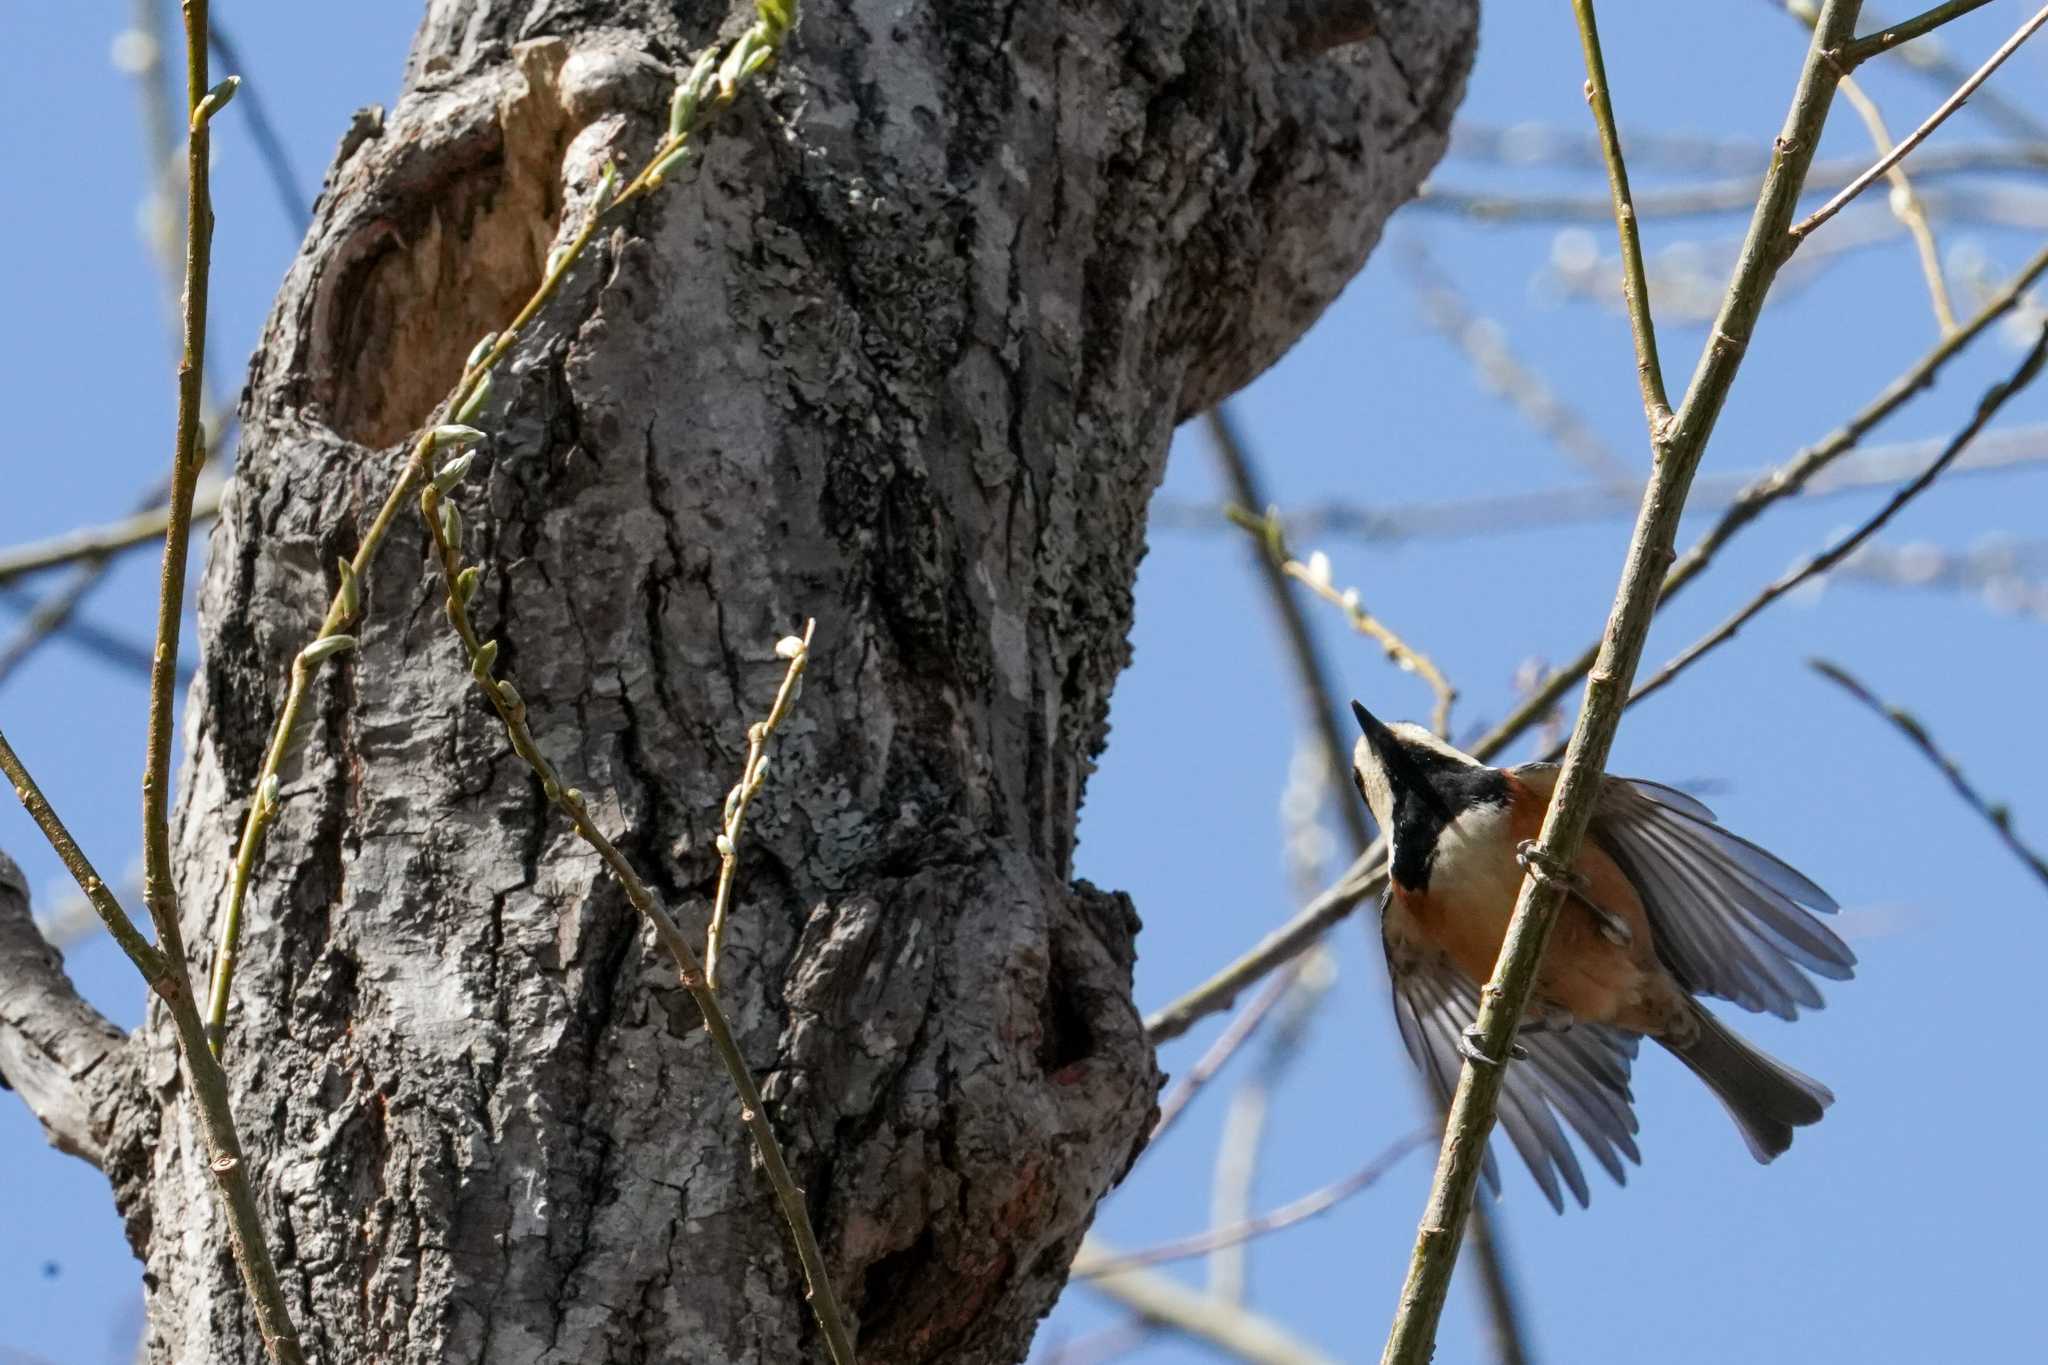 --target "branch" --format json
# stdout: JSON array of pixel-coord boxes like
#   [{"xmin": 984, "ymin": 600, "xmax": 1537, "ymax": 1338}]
[
  {"xmin": 0, "ymin": 850, "xmax": 128, "ymax": 1167},
  {"xmin": 1466, "ymin": 238, "xmax": 2048, "ymax": 773},
  {"xmin": 205, "ymin": 20, "xmax": 312, "ymax": 233},
  {"xmin": 1075, "ymin": 1129, "xmax": 1431, "ymax": 1280},
  {"xmin": 1834, "ymin": 73, "xmax": 1955, "ymax": 331},
  {"xmin": 0, "ymin": 479, "xmax": 226, "ymax": 589},
  {"xmin": 1627, "ymin": 322, "xmax": 2048, "ymax": 714},
  {"xmin": 1381, "ymin": 4, "xmax": 1865, "ymax": 1358},
  {"xmin": 1844, "ymin": 0, "xmax": 1999, "ymax": 65},
  {"xmin": 1152, "ymin": 424, "xmax": 2048, "ymax": 544},
  {"xmin": 1791, "ymin": 4, "xmax": 2048, "ymax": 241},
  {"xmin": 1208, "ymin": 408, "xmax": 1376, "ymax": 852},
  {"xmin": 1813, "ymin": 660, "xmax": 2048, "ymax": 891},
  {"xmin": 1078, "ymin": 1238, "xmax": 1342, "ymax": 1365},
  {"xmin": 1571, "ymin": 0, "xmax": 1671, "ymax": 430}
]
